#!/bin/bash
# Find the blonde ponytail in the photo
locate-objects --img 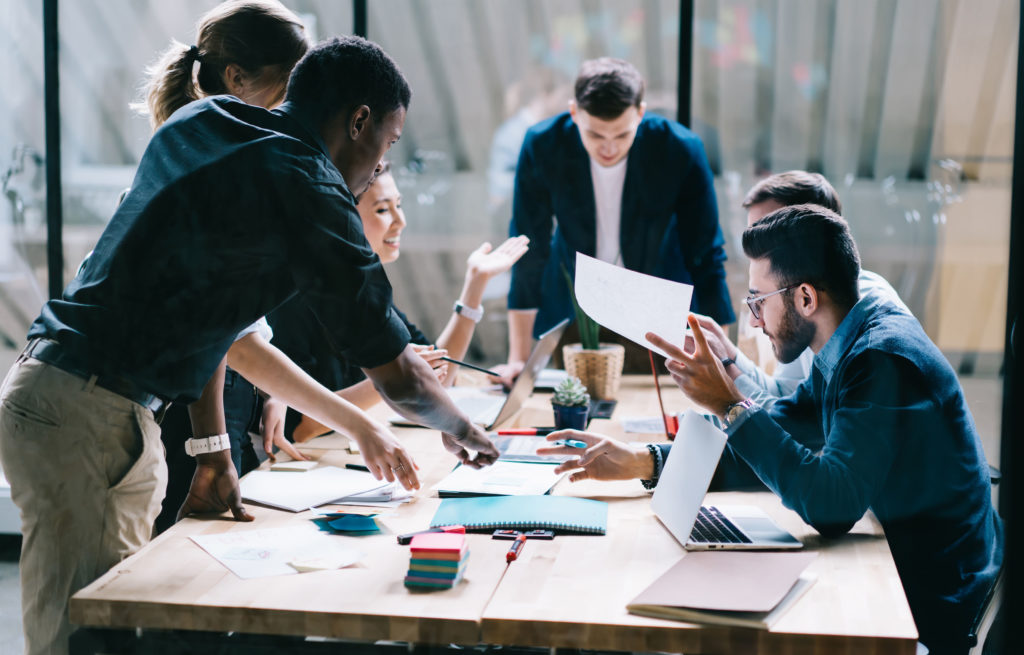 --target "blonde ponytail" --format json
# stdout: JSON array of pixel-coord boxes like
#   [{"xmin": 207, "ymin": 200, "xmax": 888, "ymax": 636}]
[
  {"xmin": 132, "ymin": 1, "xmax": 307, "ymax": 132},
  {"xmin": 134, "ymin": 39, "xmax": 202, "ymax": 130}
]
